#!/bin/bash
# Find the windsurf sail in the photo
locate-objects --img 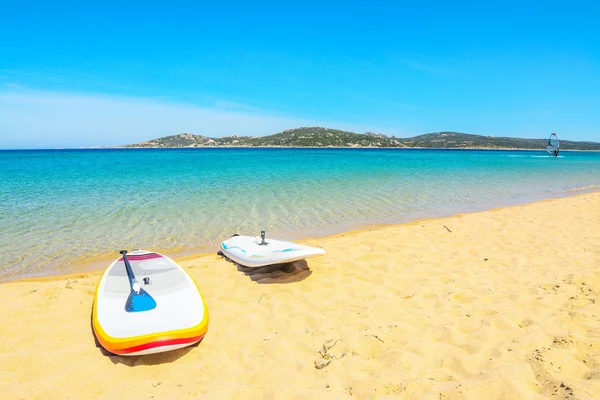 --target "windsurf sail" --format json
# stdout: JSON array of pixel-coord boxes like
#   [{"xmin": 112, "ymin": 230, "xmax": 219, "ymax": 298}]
[{"xmin": 546, "ymin": 133, "xmax": 559, "ymax": 157}]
